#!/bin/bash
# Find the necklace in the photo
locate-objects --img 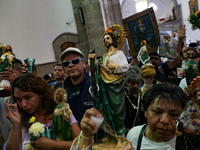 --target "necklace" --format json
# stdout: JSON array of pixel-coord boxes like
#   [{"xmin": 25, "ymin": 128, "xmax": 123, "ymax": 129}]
[{"xmin": 125, "ymin": 90, "xmax": 138, "ymax": 110}]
